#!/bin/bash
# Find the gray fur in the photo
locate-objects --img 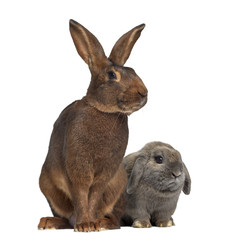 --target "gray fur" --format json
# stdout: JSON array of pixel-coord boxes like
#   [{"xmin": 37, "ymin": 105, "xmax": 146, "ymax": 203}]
[{"xmin": 122, "ymin": 141, "xmax": 191, "ymax": 228}]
